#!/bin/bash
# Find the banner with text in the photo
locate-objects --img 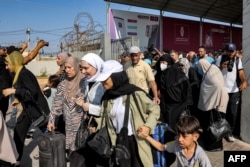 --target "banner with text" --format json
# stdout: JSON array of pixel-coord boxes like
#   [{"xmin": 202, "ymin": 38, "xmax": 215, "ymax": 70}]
[{"xmin": 109, "ymin": 9, "xmax": 160, "ymax": 51}]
